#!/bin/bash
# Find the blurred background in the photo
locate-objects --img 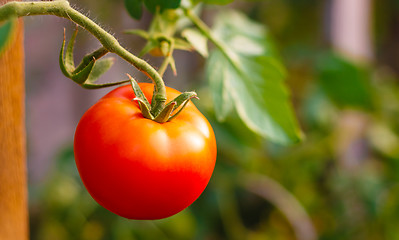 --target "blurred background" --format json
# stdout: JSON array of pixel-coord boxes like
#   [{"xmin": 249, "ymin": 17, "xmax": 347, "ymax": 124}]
[{"xmin": 24, "ymin": 0, "xmax": 399, "ymax": 239}]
